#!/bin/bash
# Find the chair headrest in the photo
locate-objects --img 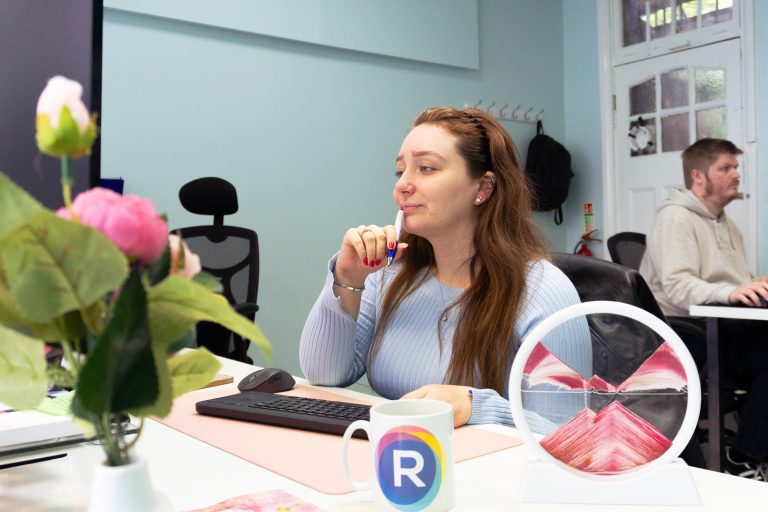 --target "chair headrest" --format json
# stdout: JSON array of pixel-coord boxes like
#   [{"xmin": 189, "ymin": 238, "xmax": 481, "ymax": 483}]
[{"xmin": 179, "ymin": 177, "xmax": 239, "ymax": 218}]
